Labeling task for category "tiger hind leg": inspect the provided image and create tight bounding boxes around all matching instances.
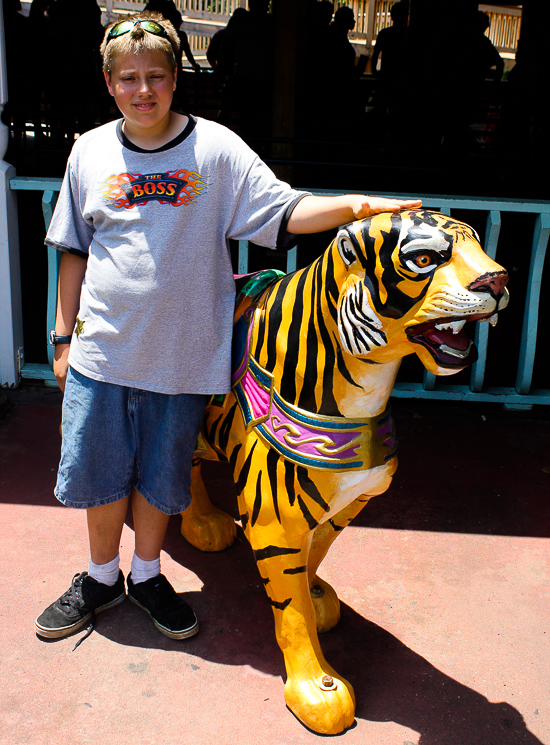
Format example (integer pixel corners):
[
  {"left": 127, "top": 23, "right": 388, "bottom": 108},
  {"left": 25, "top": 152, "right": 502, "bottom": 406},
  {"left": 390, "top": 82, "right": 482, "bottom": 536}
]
[
  {"left": 308, "top": 496, "right": 373, "bottom": 633},
  {"left": 253, "top": 532, "right": 356, "bottom": 735},
  {"left": 236, "top": 449, "right": 355, "bottom": 734},
  {"left": 180, "top": 458, "right": 237, "bottom": 552}
]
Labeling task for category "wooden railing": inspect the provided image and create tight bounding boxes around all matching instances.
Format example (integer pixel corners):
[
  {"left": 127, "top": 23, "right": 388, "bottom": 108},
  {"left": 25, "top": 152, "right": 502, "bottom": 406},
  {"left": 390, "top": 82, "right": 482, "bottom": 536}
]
[
  {"left": 6, "top": 178, "right": 550, "bottom": 409},
  {"left": 98, "top": 1, "right": 521, "bottom": 58},
  {"left": 480, "top": 4, "right": 522, "bottom": 57}
]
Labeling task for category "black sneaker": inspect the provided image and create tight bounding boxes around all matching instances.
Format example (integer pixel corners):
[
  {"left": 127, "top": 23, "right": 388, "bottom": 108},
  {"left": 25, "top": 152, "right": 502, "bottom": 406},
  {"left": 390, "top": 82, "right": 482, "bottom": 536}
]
[
  {"left": 35, "top": 571, "right": 126, "bottom": 639},
  {"left": 127, "top": 573, "right": 199, "bottom": 640}
]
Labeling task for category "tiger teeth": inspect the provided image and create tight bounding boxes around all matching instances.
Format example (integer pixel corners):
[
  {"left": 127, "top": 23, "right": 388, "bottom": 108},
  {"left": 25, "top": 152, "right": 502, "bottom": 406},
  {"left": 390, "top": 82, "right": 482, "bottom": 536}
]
[
  {"left": 489, "top": 313, "right": 498, "bottom": 327},
  {"left": 435, "top": 320, "right": 466, "bottom": 334}
]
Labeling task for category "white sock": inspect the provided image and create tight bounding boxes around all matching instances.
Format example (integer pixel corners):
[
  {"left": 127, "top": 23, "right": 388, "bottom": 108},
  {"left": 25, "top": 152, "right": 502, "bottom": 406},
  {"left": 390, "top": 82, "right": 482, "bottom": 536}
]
[
  {"left": 131, "top": 552, "right": 161, "bottom": 585},
  {"left": 88, "top": 555, "right": 120, "bottom": 586}
]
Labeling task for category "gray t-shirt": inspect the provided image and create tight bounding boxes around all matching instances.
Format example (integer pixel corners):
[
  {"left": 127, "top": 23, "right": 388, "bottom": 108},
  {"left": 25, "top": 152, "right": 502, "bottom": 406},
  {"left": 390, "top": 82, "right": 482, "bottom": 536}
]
[{"left": 46, "top": 116, "right": 307, "bottom": 394}]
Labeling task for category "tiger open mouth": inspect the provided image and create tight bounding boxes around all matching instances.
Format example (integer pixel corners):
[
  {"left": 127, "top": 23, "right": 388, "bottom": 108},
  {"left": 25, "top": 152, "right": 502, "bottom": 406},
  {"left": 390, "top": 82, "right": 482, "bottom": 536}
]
[{"left": 406, "top": 312, "right": 498, "bottom": 368}]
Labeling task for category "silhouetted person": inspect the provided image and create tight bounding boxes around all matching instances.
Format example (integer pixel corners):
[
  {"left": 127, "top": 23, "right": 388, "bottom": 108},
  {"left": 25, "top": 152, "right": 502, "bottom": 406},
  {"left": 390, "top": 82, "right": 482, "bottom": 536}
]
[
  {"left": 371, "top": 0, "right": 409, "bottom": 122},
  {"left": 497, "top": 35, "right": 548, "bottom": 165},
  {"left": 327, "top": 6, "right": 356, "bottom": 83},
  {"left": 206, "top": 28, "right": 224, "bottom": 74},
  {"left": 323, "top": 6, "right": 360, "bottom": 128},
  {"left": 46, "top": 0, "right": 106, "bottom": 143},
  {"left": 207, "top": 7, "right": 247, "bottom": 76},
  {"left": 454, "top": 11, "right": 504, "bottom": 148},
  {"left": 299, "top": 0, "right": 334, "bottom": 135},
  {"left": 467, "top": 11, "right": 504, "bottom": 85},
  {"left": 144, "top": 0, "right": 200, "bottom": 113},
  {"left": 210, "top": 8, "right": 248, "bottom": 125},
  {"left": 307, "top": 0, "right": 333, "bottom": 79},
  {"left": 217, "top": 0, "right": 274, "bottom": 137},
  {"left": 145, "top": 0, "right": 200, "bottom": 72}
]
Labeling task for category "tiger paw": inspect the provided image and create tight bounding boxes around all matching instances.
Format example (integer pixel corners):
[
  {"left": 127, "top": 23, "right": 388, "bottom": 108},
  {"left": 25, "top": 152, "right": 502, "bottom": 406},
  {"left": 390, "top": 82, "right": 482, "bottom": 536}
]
[
  {"left": 180, "top": 506, "right": 236, "bottom": 552},
  {"left": 310, "top": 576, "right": 341, "bottom": 633},
  {"left": 284, "top": 671, "right": 355, "bottom": 734}
]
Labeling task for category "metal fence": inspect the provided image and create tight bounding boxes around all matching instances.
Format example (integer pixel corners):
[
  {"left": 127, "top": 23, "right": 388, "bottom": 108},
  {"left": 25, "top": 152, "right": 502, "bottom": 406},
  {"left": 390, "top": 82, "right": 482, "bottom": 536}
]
[{"left": 6, "top": 178, "right": 550, "bottom": 409}]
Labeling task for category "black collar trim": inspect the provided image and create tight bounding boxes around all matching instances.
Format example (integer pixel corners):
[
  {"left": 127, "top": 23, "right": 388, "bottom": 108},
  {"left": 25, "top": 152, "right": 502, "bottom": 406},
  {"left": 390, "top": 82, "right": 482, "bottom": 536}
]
[{"left": 116, "top": 114, "right": 197, "bottom": 153}]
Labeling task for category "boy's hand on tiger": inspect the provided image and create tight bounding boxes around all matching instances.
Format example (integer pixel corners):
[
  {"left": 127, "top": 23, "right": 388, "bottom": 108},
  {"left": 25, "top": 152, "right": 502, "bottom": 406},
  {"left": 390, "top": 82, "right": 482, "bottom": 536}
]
[
  {"left": 352, "top": 197, "right": 422, "bottom": 219},
  {"left": 53, "top": 344, "right": 71, "bottom": 393}
]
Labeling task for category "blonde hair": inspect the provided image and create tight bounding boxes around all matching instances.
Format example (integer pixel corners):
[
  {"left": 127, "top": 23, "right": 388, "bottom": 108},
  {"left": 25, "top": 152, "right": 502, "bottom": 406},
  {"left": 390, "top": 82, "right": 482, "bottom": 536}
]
[{"left": 101, "top": 12, "right": 180, "bottom": 76}]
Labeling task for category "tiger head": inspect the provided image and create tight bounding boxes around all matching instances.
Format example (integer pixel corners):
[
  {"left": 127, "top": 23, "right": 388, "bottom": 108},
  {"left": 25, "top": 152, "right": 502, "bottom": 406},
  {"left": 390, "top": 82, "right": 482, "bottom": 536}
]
[{"left": 334, "top": 209, "right": 509, "bottom": 376}]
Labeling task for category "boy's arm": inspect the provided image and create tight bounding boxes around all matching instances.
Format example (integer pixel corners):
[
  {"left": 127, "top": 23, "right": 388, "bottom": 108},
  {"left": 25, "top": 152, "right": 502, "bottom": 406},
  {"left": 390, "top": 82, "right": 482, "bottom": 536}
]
[
  {"left": 286, "top": 194, "right": 422, "bottom": 234},
  {"left": 53, "top": 252, "right": 87, "bottom": 393}
]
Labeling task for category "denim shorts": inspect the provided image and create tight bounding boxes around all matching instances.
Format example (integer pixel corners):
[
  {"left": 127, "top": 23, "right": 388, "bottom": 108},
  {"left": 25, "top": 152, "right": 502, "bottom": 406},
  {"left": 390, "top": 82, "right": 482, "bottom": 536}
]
[{"left": 55, "top": 367, "right": 209, "bottom": 515}]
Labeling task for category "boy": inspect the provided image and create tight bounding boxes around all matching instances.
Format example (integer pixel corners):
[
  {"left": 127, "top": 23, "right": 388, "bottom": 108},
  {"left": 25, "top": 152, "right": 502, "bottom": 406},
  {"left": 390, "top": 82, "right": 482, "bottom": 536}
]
[{"left": 35, "top": 12, "right": 420, "bottom": 643}]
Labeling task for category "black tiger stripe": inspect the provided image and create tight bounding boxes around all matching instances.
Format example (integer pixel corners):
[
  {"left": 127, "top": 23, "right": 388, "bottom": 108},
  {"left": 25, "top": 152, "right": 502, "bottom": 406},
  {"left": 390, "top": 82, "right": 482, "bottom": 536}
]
[
  {"left": 206, "top": 411, "right": 224, "bottom": 443},
  {"left": 264, "top": 273, "right": 295, "bottom": 371},
  {"left": 338, "top": 295, "right": 354, "bottom": 352},
  {"left": 329, "top": 519, "right": 345, "bottom": 532},
  {"left": 240, "top": 511, "right": 249, "bottom": 530},
  {"left": 266, "top": 449, "right": 281, "bottom": 523},
  {"left": 284, "top": 460, "right": 296, "bottom": 507},
  {"left": 251, "top": 471, "right": 263, "bottom": 527},
  {"left": 353, "top": 321, "right": 384, "bottom": 350},
  {"left": 280, "top": 268, "right": 309, "bottom": 402},
  {"left": 297, "top": 494, "right": 319, "bottom": 530},
  {"left": 270, "top": 598, "right": 291, "bottom": 611},
  {"left": 298, "top": 266, "right": 321, "bottom": 411},
  {"left": 234, "top": 440, "right": 258, "bottom": 495},
  {"left": 255, "top": 302, "right": 268, "bottom": 356},
  {"left": 283, "top": 565, "right": 307, "bottom": 575},
  {"left": 336, "top": 345, "right": 361, "bottom": 388},
  {"left": 254, "top": 545, "right": 301, "bottom": 561},
  {"left": 228, "top": 442, "right": 242, "bottom": 474},
  {"left": 260, "top": 575, "right": 270, "bottom": 586},
  {"left": 297, "top": 466, "right": 330, "bottom": 512},
  {"left": 324, "top": 250, "right": 340, "bottom": 311},
  {"left": 316, "top": 259, "right": 340, "bottom": 416},
  {"left": 218, "top": 401, "right": 238, "bottom": 452}
]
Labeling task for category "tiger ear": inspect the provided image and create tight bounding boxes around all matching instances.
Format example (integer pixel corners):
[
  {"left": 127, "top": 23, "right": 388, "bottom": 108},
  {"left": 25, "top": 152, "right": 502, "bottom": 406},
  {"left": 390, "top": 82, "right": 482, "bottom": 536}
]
[{"left": 337, "top": 229, "right": 357, "bottom": 266}]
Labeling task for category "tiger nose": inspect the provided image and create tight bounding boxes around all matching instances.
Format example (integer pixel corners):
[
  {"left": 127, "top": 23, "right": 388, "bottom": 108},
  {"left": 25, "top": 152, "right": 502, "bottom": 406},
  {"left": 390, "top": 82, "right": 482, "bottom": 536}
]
[{"left": 469, "top": 271, "right": 509, "bottom": 297}]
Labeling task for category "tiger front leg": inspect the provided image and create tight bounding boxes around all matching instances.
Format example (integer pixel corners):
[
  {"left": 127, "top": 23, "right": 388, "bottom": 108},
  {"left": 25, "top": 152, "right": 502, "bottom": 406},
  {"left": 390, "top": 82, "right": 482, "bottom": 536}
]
[
  {"left": 180, "top": 458, "right": 237, "bottom": 552},
  {"left": 308, "top": 495, "right": 374, "bottom": 633},
  {"left": 253, "top": 538, "right": 355, "bottom": 734}
]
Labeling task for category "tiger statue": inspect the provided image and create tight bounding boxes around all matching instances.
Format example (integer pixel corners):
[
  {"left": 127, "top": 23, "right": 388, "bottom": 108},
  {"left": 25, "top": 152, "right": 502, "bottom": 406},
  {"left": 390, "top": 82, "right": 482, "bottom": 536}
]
[{"left": 180, "top": 209, "right": 509, "bottom": 734}]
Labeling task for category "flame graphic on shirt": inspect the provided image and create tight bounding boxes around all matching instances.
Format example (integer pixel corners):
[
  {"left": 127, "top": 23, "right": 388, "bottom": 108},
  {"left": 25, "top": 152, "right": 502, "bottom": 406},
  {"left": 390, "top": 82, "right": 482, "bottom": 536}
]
[{"left": 101, "top": 169, "right": 207, "bottom": 208}]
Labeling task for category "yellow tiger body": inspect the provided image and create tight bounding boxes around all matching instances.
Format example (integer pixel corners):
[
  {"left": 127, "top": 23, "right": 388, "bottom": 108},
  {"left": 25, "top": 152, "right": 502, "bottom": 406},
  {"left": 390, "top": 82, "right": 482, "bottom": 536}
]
[{"left": 180, "top": 210, "right": 509, "bottom": 734}]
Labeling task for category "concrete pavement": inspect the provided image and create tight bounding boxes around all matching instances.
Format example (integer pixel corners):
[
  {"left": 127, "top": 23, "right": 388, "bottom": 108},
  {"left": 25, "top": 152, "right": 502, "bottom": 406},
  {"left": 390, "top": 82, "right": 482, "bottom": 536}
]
[{"left": 0, "top": 387, "right": 548, "bottom": 745}]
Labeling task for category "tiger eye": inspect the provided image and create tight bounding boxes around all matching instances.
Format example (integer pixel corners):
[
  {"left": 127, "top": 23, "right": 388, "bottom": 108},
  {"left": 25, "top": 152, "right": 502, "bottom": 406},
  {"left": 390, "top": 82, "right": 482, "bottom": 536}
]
[{"left": 415, "top": 254, "right": 431, "bottom": 267}]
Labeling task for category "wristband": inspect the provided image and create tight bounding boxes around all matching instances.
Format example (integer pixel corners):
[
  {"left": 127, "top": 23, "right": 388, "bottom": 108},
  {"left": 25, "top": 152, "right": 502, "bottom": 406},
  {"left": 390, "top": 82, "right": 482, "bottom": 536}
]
[{"left": 49, "top": 331, "right": 72, "bottom": 346}]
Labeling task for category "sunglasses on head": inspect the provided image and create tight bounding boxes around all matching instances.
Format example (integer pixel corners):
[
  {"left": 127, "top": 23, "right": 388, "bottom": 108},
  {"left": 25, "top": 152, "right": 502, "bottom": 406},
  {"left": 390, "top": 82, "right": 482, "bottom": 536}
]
[{"left": 106, "top": 19, "right": 169, "bottom": 43}]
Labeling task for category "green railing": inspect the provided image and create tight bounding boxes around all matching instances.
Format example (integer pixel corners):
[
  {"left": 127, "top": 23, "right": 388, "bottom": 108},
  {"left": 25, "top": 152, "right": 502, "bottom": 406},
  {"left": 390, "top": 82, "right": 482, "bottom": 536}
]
[{"left": 9, "top": 177, "right": 550, "bottom": 408}]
